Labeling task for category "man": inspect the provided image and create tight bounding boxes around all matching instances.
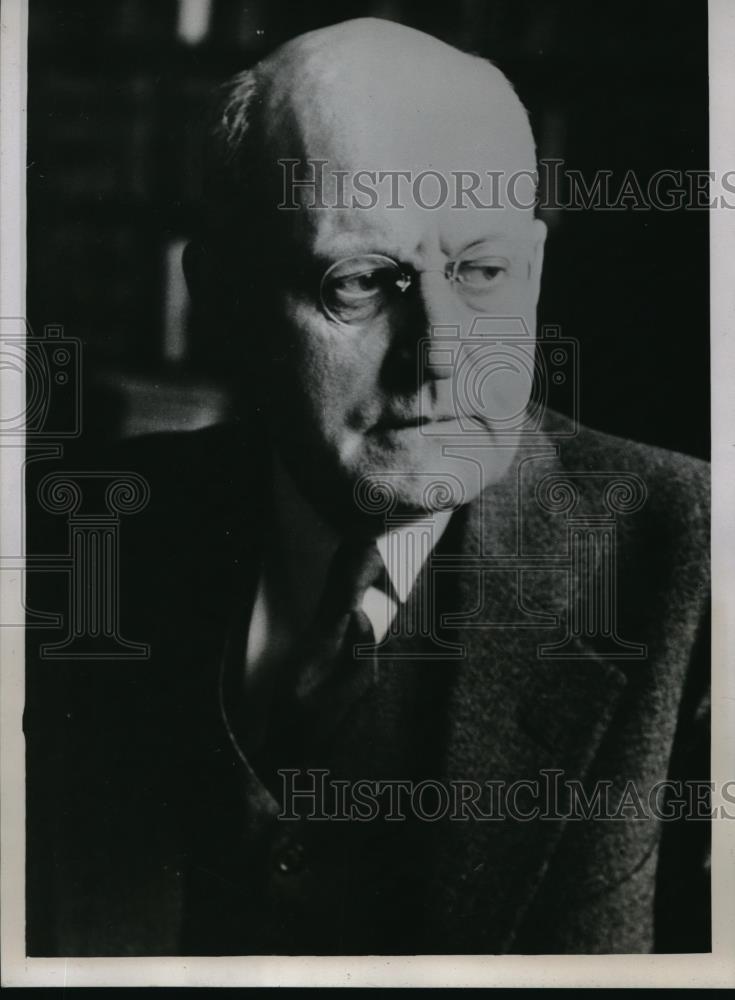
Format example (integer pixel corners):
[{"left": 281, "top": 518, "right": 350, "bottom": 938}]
[{"left": 26, "top": 18, "right": 709, "bottom": 956}]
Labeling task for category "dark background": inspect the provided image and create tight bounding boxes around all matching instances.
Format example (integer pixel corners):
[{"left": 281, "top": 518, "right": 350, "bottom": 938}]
[{"left": 27, "top": 0, "right": 709, "bottom": 458}]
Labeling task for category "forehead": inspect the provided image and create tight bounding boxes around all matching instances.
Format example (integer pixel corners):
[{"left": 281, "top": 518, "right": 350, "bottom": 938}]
[
  {"left": 285, "top": 182, "right": 537, "bottom": 265},
  {"left": 272, "top": 115, "right": 537, "bottom": 263}
]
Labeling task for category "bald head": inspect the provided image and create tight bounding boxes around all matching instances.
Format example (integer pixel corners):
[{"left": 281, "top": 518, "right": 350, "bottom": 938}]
[
  {"left": 205, "top": 18, "right": 537, "bottom": 232},
  {"left": 258, "top": 19, "right": 535, "bottom": 172}
]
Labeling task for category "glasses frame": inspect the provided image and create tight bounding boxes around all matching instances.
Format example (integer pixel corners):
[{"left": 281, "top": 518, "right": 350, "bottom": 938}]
[{"left": 319, "top": 252, "right": 505, "bottom": 327}]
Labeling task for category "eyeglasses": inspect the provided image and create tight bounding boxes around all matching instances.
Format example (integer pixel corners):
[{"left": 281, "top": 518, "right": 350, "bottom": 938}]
[{"left": 319, "top": 251, "right": 509, "bottom": 326}]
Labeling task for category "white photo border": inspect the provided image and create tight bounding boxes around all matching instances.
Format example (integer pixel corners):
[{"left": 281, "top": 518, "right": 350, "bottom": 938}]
[{"left": 1, "top": 0, "right": 734, "bottom": 986}]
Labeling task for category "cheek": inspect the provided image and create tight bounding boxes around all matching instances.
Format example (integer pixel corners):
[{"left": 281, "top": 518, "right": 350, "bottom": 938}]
[
  {"left": 489, "top": 275, "right": 538, "bottom": 327},
  {"left": 275, "top": 299, "right": 383, "bottom": 424},
  {"left": 456, "top": 277, "right": 538, "bottom": 423}
]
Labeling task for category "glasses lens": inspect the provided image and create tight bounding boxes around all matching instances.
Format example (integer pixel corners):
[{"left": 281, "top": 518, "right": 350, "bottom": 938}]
[{"left": 321, "top": 255, "right": 403, "bottom": 325}]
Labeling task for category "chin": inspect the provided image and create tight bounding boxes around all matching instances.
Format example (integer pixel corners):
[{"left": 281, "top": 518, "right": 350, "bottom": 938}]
[
  {"left": 347, "top": 442, "right": 512, "bottom": 523},
  {"left": 282, "top": 431, "right": 518, "bottom": 531}
]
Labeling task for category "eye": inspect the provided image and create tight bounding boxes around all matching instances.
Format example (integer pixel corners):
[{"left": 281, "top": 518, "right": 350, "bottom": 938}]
[
  {"left": 454, "top": 257, "right": 508, "bottom": 291},
  {"left": 320, "top": 254, "right": 410, "bottom": 325},
  {"left": 320, "top": 254, "right": 405, "bottom": 324},
  {"left": 330, "top": 268, "right": 386, "bottom": 302}
]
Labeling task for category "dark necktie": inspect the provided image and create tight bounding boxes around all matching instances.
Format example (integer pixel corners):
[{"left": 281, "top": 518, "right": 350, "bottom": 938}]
[{"left": 254, "top": 539, "right": 392, "bottom": 771}]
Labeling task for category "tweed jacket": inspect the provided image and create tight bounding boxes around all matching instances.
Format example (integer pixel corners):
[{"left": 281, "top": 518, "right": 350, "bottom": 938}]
[{"left": 25, "top": 409, "right": 710, "bottom": 956}]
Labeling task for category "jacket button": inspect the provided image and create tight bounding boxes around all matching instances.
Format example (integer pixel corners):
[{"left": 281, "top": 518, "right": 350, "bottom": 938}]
[{"left": 273, "top": 839, "right": 305, "bottom": 876}]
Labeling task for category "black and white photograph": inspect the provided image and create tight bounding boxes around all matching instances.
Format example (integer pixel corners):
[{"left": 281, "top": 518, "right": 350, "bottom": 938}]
[{"left": 2, "top": 0, "right": 734, "bottom": 988}]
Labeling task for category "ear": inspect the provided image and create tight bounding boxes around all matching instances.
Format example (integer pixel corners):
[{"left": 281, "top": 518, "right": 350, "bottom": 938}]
[{"left": 529, "top": 217, "right": 547, "bottom": 308}]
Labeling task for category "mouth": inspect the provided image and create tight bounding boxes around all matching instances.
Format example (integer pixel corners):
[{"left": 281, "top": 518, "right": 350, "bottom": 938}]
[
  {"left": 373, "top": 413, "right": 458, "bottom": 431},
  {"left": 372, "top": 407, "right": 501, "bottom": 431}
]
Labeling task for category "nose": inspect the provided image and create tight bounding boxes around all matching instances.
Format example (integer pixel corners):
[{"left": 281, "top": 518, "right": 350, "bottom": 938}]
[
  {"left": 392, "top": 270, "right": 459, "bottom": 380},
  {"left": 417, "top": 270, "right": 459, "bottom": 327}
]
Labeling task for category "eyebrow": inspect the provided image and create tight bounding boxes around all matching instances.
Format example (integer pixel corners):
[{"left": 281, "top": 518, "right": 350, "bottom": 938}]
[
  {"left": 458, "top": 235, "right": 512, "bottom": 253},
  {"left": 311, "top": 234, "right": 518, "bottom": 269}
]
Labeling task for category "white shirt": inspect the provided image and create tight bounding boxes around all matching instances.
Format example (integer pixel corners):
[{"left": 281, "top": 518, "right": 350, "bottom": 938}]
[{"left": 244, "top": 456, "right": 451, "bottom": 684}]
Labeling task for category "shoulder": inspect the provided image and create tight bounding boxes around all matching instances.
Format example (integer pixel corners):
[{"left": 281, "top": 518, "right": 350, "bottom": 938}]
[
  {"left": 74, "top": 422, "right": 269, "bottom": 586},
  {"left": 105, "top": 420, "right": 258, "bottom": 485},
  {"left": 537, "top": 411, "right": 710, "bottom": 609},
  {"left": 88, "top": 420, "right": 266, "bottom": 519},
  {"left": 543, "top": 409, "right": 709, "bottom": 529}
]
